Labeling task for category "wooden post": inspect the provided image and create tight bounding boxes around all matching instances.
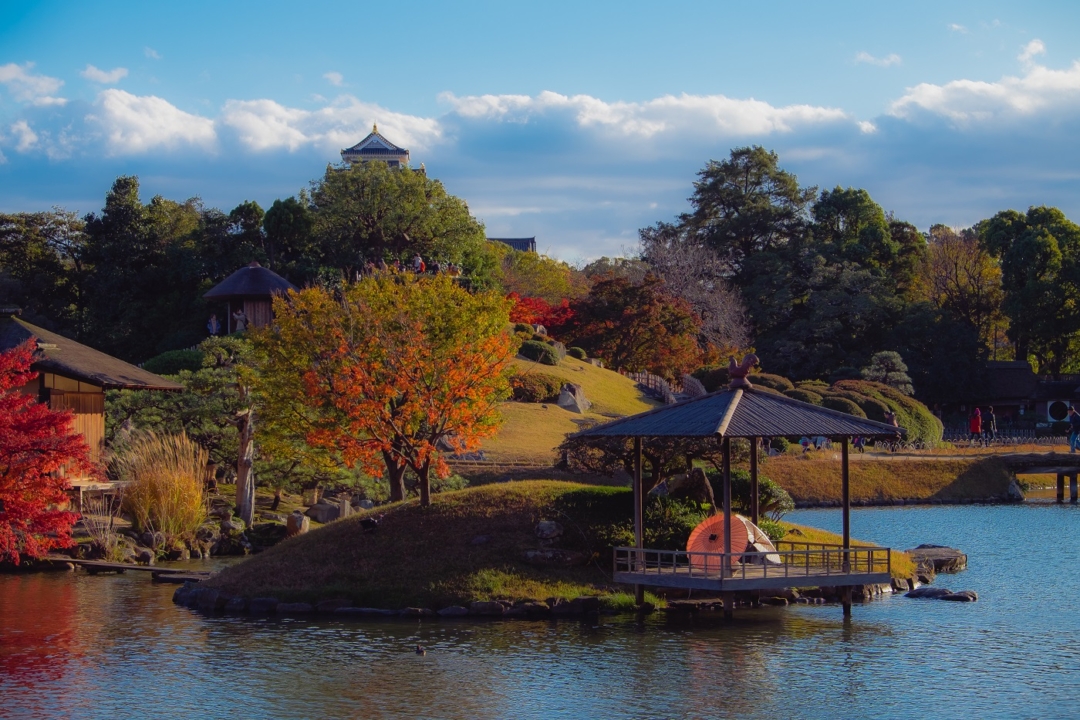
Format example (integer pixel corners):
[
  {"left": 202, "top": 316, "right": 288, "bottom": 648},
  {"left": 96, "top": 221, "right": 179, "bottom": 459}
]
[
  {"left": 633, "top": 437, "right": 644, "bottom": 606},
  {"left": 842, "top": 437, "right": 850, "bottom": 574},
  {"left": 1071, "top": 473, "right": 1078, "bottom": 504},
  {"left": 722, "top": 591, "right": 735, "bottom": 620},
  {"left": 722, "top": 436, "right": 732, "bottom": 577},
  {"left": 842, "top": 586, "right": 852, "bottom": 617},
  {"left": 1058, "top": 473, "right": 1065, "bottom": 503},
  {"left": 750, "top": 436, "right": 759, "bottom": 527}
]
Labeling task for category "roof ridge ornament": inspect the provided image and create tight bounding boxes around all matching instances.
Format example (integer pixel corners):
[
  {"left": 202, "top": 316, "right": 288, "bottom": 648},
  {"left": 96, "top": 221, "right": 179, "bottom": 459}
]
[
  {"left": 373, "top": 122, "right": 378, "bottom": 134},
  {"left": 728, "top": 353, "right": 759, "bottom": 389}
]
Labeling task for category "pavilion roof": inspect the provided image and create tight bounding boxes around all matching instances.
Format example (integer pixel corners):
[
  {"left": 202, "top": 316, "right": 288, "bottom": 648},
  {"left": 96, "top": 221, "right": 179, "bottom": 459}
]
[
  {"left": 204, "top": 261, "right": 298, "bottom": 300},
  {"left": 570, "top": 386, "right": 904, "bottom": 440},
  {"left": 0, "top": 318, "right": 184, "bottom": 391},
  {"left": 341, "top": 125, "right": 409, "bottom": 157}
]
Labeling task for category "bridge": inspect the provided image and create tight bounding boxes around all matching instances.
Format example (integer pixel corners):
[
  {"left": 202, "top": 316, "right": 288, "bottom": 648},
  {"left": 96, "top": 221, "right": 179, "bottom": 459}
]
[{"left": 997, "top": 452, "right": 1080, "bottom": 503}]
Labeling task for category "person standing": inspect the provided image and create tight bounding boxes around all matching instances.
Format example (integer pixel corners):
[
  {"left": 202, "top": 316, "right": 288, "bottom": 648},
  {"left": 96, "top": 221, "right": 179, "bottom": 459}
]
[
  {"left": 207, "top": 313, "right": 220, "bottom": 336},
  {"left": 969, "top": 408, "right": 982, "bottom": 446},
  {"left": 984, "top": 406, "right": 998, "bottom": 446},
  {"left": 1069, "top": 406, "right": 1080, "bottom": 453}
]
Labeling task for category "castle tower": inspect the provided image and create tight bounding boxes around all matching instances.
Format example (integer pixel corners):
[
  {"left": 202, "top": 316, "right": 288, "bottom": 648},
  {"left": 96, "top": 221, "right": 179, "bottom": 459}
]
[{"left": 340, "top": 123, "right": 410, "bottom": 168}]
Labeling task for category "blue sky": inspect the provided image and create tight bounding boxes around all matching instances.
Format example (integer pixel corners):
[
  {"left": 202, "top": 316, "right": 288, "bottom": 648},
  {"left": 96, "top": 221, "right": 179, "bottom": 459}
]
[{"left": 3, "top": 1, "right": 1080, "bottom": 260}]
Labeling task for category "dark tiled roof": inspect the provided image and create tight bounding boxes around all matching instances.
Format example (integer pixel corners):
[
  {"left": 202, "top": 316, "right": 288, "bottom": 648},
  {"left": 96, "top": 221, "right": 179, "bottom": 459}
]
[
  {"left": 985, "top": 361, "right": 1038, "bottom": 402},
  {"left": 342, "top": 129, "right": 409, "bottom": 155},
  {"left": 571, "top": 387, "right": 904, "bottom": 439},
  {"left": 0, "top": 318, "right": 184, "bottom": 391},
  {"left": 204, "top": 262, "right": 298, "bottom": 300},
  {"left": 489, "top": 237, "right": 537, "bottom": 253}
]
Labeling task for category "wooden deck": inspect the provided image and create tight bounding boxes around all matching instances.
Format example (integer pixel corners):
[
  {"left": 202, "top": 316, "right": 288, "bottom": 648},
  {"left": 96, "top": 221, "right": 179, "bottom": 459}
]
[
  {"left": 614, "top": 542, "right": 891, "bottom": 593},
  {"left": 46, "top": 557, "right": 213, "bottom": 581}
]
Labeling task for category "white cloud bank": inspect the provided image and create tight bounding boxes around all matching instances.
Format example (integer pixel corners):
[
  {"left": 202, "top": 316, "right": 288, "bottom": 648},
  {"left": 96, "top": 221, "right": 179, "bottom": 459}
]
[
  {"left": 88, "top": 89, "right": 216, "bottom": 154},
  {"left": 80, "top": 64, "right": 128, "bottom": 84},
  {"left": 0, "top": 62, "right": 66, "bottom": 105},
  {"left": 439, "top": 90, "right": 850, "bottom": 137},
  {"left": 891, "top": 45, "right": 1080, "bottom": 124}
]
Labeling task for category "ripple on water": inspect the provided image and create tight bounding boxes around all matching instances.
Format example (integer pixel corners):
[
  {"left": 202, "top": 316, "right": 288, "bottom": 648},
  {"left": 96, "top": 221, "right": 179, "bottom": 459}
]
[{"left": 2, "top": 505, "right": 1079, "bottom": 718}]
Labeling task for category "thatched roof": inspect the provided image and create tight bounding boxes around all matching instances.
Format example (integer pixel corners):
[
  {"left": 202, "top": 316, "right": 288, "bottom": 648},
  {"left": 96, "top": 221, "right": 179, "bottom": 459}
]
[
  {"left": 571, "top": 387, "right": 904, "bottom": 440},
  {"left": 0, "top": 318, "right": 184, "bottom": 391},
  {"left": 204, "top": 261, "right": 297, "bottom": 300}
]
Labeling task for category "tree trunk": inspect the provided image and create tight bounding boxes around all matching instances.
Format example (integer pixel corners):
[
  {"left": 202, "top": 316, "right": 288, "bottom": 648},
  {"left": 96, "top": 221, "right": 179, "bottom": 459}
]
[
  {"left": 382, "top": 449, "right": 406, "bottom": 502},
  {"left": 270, "top": 487, "right": 282, "bottom": 512},
  {"left": 418, "top": 461, "right": 432, "bottom": 507},
  {"left": 236, "top": 398, "right": 256, "bottom": 527}
]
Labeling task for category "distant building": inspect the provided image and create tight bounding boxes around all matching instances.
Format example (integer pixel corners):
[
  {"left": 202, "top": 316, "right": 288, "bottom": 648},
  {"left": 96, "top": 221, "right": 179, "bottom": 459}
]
[
  {"left": 204, "top": 261, "right": 298, "bottom": 333},
  {"left": 340, "top": 124, "right": 410, "bottom": 168},
  {"left": 489, "top": 237, "right": 537, "bottom": 253}
]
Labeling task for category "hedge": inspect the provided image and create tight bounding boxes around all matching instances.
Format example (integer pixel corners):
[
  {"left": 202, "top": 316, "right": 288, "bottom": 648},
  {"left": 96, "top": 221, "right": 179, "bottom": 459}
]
[
  {"left": 142, "top": 349, "right": 204, "bottom": 376},
  {"left": 509, "top": 372, "right": 564, "bottom": 403},
  {"left": 519, "top": 340, "right": 561, "bottom": 366}
]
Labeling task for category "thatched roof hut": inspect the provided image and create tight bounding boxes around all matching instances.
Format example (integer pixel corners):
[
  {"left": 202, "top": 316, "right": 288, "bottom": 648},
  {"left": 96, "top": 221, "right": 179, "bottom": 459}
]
[{"left": 204, "top": 261, "right": 297, "bottom": 333}]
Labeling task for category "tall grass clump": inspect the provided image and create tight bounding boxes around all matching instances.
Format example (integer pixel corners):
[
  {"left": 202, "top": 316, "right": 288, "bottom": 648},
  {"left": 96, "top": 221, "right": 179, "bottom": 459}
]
[{"left": 115, "top": 431, "right": 208, "bottom": 545}]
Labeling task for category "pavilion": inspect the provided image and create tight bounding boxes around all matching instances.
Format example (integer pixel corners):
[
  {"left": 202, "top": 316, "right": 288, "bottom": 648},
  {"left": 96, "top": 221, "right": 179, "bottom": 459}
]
[
  {"left": 340, "top": 124, "right": 410, "bottom": 168},
  {"left": 571, "top": 359, "right": 905, "bottom": 616},
  {"left": 204, "top": 261, "right": 298, "bottom": 334}
]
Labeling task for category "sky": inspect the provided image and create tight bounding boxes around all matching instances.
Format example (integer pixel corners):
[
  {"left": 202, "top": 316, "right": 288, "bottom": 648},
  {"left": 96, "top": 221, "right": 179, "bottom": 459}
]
[{"left": 3, "top": 1, "right": 1080, "bottom": 261}]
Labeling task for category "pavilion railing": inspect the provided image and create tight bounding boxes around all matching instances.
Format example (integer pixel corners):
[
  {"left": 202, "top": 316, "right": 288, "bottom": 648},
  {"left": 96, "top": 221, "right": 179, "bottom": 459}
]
[{"left": 614, "top": 542, "right": 890, "bottom": 582}]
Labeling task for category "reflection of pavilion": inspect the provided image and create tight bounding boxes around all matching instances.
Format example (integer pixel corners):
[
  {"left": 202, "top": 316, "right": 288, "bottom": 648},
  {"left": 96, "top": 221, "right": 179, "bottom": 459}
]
[{"left": 572, "top": 362, "right": 903, "bottom": 617}]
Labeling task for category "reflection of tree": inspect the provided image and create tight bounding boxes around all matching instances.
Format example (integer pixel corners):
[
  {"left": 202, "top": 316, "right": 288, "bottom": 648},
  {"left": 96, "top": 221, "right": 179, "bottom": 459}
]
[{"left": 0, "top": 575, "right": 80, "bottom": 684}]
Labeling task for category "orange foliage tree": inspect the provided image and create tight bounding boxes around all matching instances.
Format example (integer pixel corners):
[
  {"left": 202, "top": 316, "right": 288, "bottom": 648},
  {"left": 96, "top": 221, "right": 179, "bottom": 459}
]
[
  {"left": 250, "top": 272, "right": 514, "bottom": 506},
  {"left": 0, "top": 341, "right": 95, "bottom": 564}
]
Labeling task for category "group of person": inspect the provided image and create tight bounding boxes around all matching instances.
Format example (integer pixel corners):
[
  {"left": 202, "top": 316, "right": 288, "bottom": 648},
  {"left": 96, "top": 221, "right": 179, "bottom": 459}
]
[
  {"left": 360, "top": 254, "right": 463, "bottom": 277},
  {"left": 968, "top": 406, "right": 998, "bottom": 446},
  {"left": 206, "top": 309, "right": 247, "bottom": 336}
]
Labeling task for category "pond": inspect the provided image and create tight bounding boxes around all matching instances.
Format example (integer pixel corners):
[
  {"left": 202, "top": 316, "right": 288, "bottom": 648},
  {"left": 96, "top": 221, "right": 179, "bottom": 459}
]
[{"left": 3, "top": 502, "right": 1079, "bottom": 719}]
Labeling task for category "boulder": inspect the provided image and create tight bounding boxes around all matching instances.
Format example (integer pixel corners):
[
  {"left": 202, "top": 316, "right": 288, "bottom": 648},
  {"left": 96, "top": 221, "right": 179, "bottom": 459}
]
[
  {"left": 172, "top": 582, "right": 198, "bottom": 606},
  {"left": 286, "top": 511, "right": 310, "bottom": 537},
  {"left": 549, "top": 597, "right": 598, "bottom": 616},
  {"left": 248, "top": 597, "right": 280, "bottom": 615},
  {"left": 534, "top": 520, "right": 563, "bottom": 540},
  {"left": 315, "top": 599, "right": 351, "bottom": 613},
  {"left": 518, "top": 601, "right": 551, "bottom": 618},
  {"left": 135, "top": 548, "right": 155, "bottom": 565},
  {"left": 1008, "top": 480, "right": 1025, "bottom": 502},
  {"left": 905, "top": 586, "right": 953, "bottom": 599},
  {"left": 905, "top": 545, "right": 967, "bottom": 573},
  {"left": 941, "top": 590, "right": 978, "bottom": 602},
  {"left": 259, "top": 511, "right": 286, "bottom": 522},
  {"left": 358, "top": 499, "right": 375, "bottom": 510},
  {"left": 305, "top": 501, "right": 340, "bottom": 524},
  {"left": 557, "top": 383, "right": 591, "bottom": 414},
  {"left": 224, "top": 596, "right": 248, "bottom": 613},
  {"left": 399, "top": 607, "right": 437, "bottom": 618},
  {"left": 276, "top": 602, "right": 314, "bottom": 615},
  {"left": 334, "top": 607, "right": 397, "bottom": 617},
  {"left": 469, "top": 601, "right": 505, "bottom": 616},
  {"left": 437, "top": 605, "right": 470, "bottom": 617},
  {"left": 197, "top": 588, "right": 226, "bottom": 611},
  {"left": 220, "top": 517, "right": 246, "bottom": 534}
]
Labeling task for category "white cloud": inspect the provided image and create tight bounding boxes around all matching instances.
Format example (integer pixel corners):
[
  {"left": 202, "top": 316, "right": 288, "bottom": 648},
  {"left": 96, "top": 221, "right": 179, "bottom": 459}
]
[
  {"left": 439, "top": 90, "right": 849, "bottom": 138},
  {"left": 948, "top": 23, "right": 968, "bottom": 33},
  {"left": 10, "top": 120, "right": 38, "bottom": 152},
  {"left": 145, "top": 47, "right": 161, "bottom": 60},
  {"left": 1019, "top": 39, "right": 1046, "bottom": 63},
  {"left": 857, "top": 120, "right": 877, "bottom": 134},
  {"left": 855, "top": 52, "right": 902, "bottom": 67},
  {"left": 890, "top": 50, "right": 1080, "bottom": 124},
  {"left": 0, "top": 62, "right": 66, "bottom": 106},
  {"left": 80, "top": 64, "right": 128, "bottom": 84},
  {"left": 88, "top": 89, "right": 216, "bottom": 154},
  {"left": 220, "top": 96, "right": 442, "bottom": 153},
  {"left": 323, "top": 72, "right": 344, "bottom": 87}
]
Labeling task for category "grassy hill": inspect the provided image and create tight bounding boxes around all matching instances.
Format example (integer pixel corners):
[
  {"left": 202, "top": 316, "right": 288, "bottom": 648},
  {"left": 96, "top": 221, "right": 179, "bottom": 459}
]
[
  {"left": 203, "top": 481, "right": 911, "bottom": 609},
  {"left": 479, "top": 356, "right": 659, "bottom": 464}
]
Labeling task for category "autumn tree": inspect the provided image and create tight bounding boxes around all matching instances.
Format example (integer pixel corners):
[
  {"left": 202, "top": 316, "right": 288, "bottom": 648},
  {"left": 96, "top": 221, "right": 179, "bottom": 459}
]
[
  {"left": 495, "top": 246, "right": 589, "bottom": 304},
  {"left": 0, "top": 342, "right": 95, "bottom": 564},
  {"left": 562, "top": 273, "right": 701, "bottom": 379},
  {"left": 251, "top": 272, "right": 514, "bottom": 506}
]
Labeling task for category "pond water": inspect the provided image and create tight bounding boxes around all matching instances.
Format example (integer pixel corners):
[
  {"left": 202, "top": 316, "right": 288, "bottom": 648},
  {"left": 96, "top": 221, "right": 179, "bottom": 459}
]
[{"left": 3, "top": 502, "right": 1080, "bottom": 719}]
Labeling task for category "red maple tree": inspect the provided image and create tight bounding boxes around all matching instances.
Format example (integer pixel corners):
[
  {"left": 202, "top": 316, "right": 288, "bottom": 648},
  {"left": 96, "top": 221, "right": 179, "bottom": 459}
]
[
  {"left": 0, "top": 341, "right": 95, "bottom": 564},
  {"left": 507, "top": 293, "right": 576, "bottom": 333}
]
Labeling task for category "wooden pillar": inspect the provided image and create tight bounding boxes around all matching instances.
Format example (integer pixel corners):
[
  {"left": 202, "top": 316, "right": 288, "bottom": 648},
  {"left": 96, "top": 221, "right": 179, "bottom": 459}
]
[
  {"left": 1071, "top": 473, "right": 1078, "bottom": 504},
  {"left": 842, "top": 437, "right": 850, "bottom": 574},
  {"left": 633, "top": 437, "right": 644, "bottom": 605},
  {"left": 842, "top": 586, "right": 852, "bottom": 617},
  {"left": 722, "top": 591, "right": 735, "bottom": 620},
  {"left": 750, "top": 436, "right": 759, "bottom": 527},
  {"left": 722, "top": 436, "right": 732, "bottom": 577},
  {"left": 1057, "top": 473, "right": 1065, "bottom": 503}
]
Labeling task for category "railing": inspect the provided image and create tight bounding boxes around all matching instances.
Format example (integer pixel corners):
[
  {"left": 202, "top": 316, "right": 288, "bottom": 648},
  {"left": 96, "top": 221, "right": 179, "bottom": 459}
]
[
  {"left": 681, "top": 374, "right": 707, "bottom": 399},
  {"left": 623, "top": 370, "right": 681, "bottom": 404},
  {"left": 613, "top": 542, "right": 890, "bottom": 583}
]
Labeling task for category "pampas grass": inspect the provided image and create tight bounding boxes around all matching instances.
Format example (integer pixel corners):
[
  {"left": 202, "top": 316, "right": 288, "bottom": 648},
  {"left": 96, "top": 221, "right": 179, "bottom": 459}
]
[{"left": 115, "top": 431, "right": 208, "bottom": 544}]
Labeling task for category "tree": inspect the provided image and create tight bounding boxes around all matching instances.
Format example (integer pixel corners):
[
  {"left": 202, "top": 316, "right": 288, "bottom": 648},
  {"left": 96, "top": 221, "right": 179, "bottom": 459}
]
[
  {"left": 251, "top": 272, "right": 514, "bottom": 506},
  {"left": 978, "top": 207, "right": 1080, "bottom": 374},
  {"left": 497, "top": 248, "right": 588, "bottom": 304},
  {"left": 263, "top": 196, "right": 316, "bottom": 280},
  {"left": 0, "top": 342, "right": 95, "bottom": 563},
  {"left": 562, "top": 273, "right": 702, "bottom": 379},
  {"left": 861, "top": 351, "right": 914, "bottom": 396}
]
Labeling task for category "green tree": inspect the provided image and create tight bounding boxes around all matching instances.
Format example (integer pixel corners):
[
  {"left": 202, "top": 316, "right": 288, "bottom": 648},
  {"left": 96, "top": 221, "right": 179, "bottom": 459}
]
[
  {"left": 861, "top": 351, "right": 914, "bottom": 396},
  {"left": 978, "top": 206, "right": 1080, "bottom": 374}
]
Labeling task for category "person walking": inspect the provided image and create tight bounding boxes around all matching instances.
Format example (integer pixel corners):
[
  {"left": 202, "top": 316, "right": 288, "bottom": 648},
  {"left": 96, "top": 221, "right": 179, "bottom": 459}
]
[
  {"left": 969, "top": 408, "right": 982, "bottom": 446},
  {"left": 984, "top": 406, "right": 998, "bottom": 446},
  {"left": 1069, "top": 406, "right": 1080, "bottom": 453}
]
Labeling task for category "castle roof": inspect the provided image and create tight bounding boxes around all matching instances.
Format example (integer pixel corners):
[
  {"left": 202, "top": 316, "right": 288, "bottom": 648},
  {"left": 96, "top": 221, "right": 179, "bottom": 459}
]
[{"left": 341, "top": 124, "right": 410, "bottom": 160}]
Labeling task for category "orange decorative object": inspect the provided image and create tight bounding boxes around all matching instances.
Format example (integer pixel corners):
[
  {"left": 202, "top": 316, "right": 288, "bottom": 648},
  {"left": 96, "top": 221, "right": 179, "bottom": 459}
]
[{"left": 686, "top": 514, "right": 750, "bottom": 573}]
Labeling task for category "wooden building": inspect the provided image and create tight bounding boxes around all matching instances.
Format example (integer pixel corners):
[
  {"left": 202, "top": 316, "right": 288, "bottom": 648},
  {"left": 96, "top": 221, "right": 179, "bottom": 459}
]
[
  {"left": 203, "top": 261, "right": 298, "bottom": 334},
  {"left": 0, "top": 316, "right": 184, "bottom": 463}
]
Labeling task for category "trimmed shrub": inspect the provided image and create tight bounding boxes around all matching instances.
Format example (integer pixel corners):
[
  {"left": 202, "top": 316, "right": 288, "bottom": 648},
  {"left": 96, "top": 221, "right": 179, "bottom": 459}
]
[
  {"left": 757, "top": 518, "right": 787, "bottom": 544},
  {"left": 509, "top": 372, "right": 564, "bottom": 403},
  {"left": 821, "top": 396, "right": 866, "bottom": 418},
  {"left": 797, "top": 379, "right": 828, "bottom": 390},
  {"left": 567, "top": 347, "right": 587, "bottom": 360},
  {"left": 748, "top": 373, "right": 794, "bottom": 392},
  {"left": 692, "top": 365, "right": 729, "bottom": 392},
  {"left": 142, "top": 349, "right": 204, "bottom": 376},
  {"left": 513, "top": 323, "right": 533, "bottom": 334},
  {"left": 784, "top": 388, "right": 823, "bottom": 405},
  {"left": 833, "top": 379, "right": 943, "bottom": 444},
  {"left": 770, "top": 437, "right": 790, "bottom": 453},
  {"left": 519, "top": 340, "right": 561, "bottom": 366}
]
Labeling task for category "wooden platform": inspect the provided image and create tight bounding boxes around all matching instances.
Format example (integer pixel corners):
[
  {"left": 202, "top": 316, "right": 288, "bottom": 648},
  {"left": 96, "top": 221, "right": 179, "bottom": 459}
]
[
  {"left": 46, "top": 557, "right": 213, "bottom": 581},
  {"left": 615, "top": 564, "right": 890, "bottom": 592}
]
